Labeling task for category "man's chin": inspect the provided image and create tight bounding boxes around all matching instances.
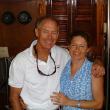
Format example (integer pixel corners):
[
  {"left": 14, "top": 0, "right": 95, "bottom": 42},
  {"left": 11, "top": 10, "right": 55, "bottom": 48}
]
[
  {"left": 46, "top": 44, "right": 54, "bottom": 49},
  {"left": 43, "top": 46, "right": 53, "bottom": 50}
]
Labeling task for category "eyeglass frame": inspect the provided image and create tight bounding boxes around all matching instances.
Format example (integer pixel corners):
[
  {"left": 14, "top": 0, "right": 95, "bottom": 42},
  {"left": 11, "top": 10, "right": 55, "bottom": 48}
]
[{"left": 38, "top": 27, "right": 59, "bottom": 37}]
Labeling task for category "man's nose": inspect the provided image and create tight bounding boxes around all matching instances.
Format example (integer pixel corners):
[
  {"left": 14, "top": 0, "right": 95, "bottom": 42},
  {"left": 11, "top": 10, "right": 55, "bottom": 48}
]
[
  {"left": 74, "top": 46, "right": 80, "bottom": 50},
  {"left": 48, "top": 32, "right": 53, "bottom": 38}
]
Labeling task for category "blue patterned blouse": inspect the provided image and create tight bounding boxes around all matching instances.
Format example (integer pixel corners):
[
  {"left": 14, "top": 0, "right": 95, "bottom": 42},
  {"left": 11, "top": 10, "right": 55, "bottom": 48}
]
[{"left": 60, "top": 58, "right": 94, "bottom": 110}]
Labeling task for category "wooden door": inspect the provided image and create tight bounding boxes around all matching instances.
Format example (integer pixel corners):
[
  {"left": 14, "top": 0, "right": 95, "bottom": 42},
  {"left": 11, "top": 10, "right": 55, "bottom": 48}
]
[
  {"left": 46, "top": 0, "right": 105, "bottom": 59},
  {"left": 46, "top": 0, "right": 71, "bottom": 47}
]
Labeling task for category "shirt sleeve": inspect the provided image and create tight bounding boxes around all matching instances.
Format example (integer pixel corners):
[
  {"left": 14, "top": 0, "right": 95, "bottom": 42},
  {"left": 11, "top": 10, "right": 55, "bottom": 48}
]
[{"left": 8, "top": 58, "right": 25, "bottom": 88}]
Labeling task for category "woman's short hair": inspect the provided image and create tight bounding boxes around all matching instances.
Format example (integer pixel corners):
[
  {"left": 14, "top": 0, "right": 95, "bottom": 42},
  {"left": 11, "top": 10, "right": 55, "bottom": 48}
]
[{"left": 68, "top": 31, "right": 92, "bottom": 47}]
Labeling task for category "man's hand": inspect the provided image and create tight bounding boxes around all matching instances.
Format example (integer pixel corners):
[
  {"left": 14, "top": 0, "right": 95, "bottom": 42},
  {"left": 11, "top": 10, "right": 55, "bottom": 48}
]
[{"left": 92, "top": 59, "right": 105, "bottom": 77}]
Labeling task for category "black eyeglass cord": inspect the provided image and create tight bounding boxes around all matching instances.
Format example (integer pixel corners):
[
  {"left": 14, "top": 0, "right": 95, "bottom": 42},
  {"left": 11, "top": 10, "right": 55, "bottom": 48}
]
[{"left": 34, "top": 45, "right": 56, "bottom": 76}]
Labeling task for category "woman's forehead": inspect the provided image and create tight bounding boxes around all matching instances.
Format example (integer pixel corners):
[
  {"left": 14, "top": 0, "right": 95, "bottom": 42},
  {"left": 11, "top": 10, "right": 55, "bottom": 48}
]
[{"left": 71, "top": 36, "right": 87, "bottom": 42}]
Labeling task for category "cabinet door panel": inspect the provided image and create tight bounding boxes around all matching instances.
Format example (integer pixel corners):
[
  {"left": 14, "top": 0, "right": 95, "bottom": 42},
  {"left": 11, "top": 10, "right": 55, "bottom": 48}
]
[
  {"left": 72, "top": 0, "right": 96, "bottom": 44},
  {"left": 46, "top": 0, "right": 104, "bottom": 58},
  {"left": 46, "top": 0, "right": 70, "bottom": 46}
]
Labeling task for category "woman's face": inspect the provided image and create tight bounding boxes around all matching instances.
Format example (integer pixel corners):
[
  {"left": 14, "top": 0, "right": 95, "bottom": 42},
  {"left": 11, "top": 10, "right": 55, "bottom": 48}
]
[{"left": 69, "top": 36, "right": 89, "bottom": 61}]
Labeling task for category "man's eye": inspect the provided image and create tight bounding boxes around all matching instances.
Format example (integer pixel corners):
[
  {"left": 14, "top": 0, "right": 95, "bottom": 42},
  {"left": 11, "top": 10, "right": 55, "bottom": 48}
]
[
  {"left": 71, "top": 45, "right": 76, "bottom": 47},
  {"left": 43, "top": 30, "right": 48, "bottom": 33}
]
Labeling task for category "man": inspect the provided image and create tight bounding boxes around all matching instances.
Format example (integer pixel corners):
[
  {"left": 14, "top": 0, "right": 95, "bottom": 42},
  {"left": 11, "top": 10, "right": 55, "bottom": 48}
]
[{"left": 8, "top": 16, "right": 104, "bottom": 110}]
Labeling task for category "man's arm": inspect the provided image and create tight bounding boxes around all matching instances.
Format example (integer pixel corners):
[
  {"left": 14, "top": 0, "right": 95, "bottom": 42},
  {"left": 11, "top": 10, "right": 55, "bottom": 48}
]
[
  {"left": 9, "top": 86, "right": 23, "bottom": 110},
  {"left": 87, "top": 47, "right": 105, "bottom": 77}
]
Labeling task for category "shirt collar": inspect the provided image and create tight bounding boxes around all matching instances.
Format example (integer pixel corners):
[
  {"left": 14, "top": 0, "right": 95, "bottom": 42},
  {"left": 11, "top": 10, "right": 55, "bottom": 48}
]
[
  {"left": 29, "top": 40, "right": 37, "bottom": 57},
  {"left": 29, "top": 40, "right": 57, "bottom": 60}
]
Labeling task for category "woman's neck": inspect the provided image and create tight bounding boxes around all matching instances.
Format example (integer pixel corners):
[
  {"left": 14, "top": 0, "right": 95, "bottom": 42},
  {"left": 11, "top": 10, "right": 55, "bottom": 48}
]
[
  {"left": 71, "top": 58, "right": 86, "bottom": 66},
  {"left": 70, "top": 58, "right": 86, "bottom": 77}
]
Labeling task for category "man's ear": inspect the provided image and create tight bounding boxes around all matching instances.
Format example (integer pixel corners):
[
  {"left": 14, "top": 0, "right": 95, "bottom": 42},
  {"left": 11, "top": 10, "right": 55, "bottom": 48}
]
[{"left": 35, "top": 28, "right": 39, "bottom": 38}]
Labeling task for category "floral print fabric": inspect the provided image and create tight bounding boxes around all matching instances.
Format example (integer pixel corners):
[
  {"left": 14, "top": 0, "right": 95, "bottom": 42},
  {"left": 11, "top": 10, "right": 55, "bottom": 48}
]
[{"left": 60, "top": 59, "right": 94, "bottom": 110}]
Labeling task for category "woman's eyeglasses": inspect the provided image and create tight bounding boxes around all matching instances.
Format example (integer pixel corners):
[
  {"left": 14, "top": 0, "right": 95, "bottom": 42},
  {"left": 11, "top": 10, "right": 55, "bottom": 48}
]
[{"left": 34, "top": 46, "right": 56, "bottom": 76}]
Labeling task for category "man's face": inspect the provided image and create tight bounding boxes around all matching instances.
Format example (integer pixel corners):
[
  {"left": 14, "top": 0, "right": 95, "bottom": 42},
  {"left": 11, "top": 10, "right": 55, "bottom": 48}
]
[{"left": 35, "top": 19, "right": 59, "bottom": 50}]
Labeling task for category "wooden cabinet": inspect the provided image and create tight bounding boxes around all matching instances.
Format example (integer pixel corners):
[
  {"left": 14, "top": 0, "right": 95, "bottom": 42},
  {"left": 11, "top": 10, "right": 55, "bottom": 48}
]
[{"left": 46, "top": 0, "right": 105, "bottom": 59}]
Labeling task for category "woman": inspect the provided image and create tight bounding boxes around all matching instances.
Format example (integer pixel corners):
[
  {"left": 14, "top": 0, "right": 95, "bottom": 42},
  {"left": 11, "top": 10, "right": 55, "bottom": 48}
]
[{"left": 51, "top": 31, "right": 104, "bottom": 110}]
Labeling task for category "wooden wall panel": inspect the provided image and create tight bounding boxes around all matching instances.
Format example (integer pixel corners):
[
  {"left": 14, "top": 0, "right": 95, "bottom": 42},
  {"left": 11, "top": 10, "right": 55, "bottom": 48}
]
[
  {"left": 96, "top": 0, "right": 105, "bottom": 59},
  {"left": 0, "top": 0, "right": 105, "bottom": 59},
  {"left": 0, "top": 0, "right": 40, "bottom": 56}
]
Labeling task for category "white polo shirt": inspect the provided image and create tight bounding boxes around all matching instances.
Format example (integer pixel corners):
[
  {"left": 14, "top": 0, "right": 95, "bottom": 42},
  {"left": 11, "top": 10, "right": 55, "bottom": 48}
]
[{"left": 8, "top": 40, "right": 70, "bottom": 110}]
